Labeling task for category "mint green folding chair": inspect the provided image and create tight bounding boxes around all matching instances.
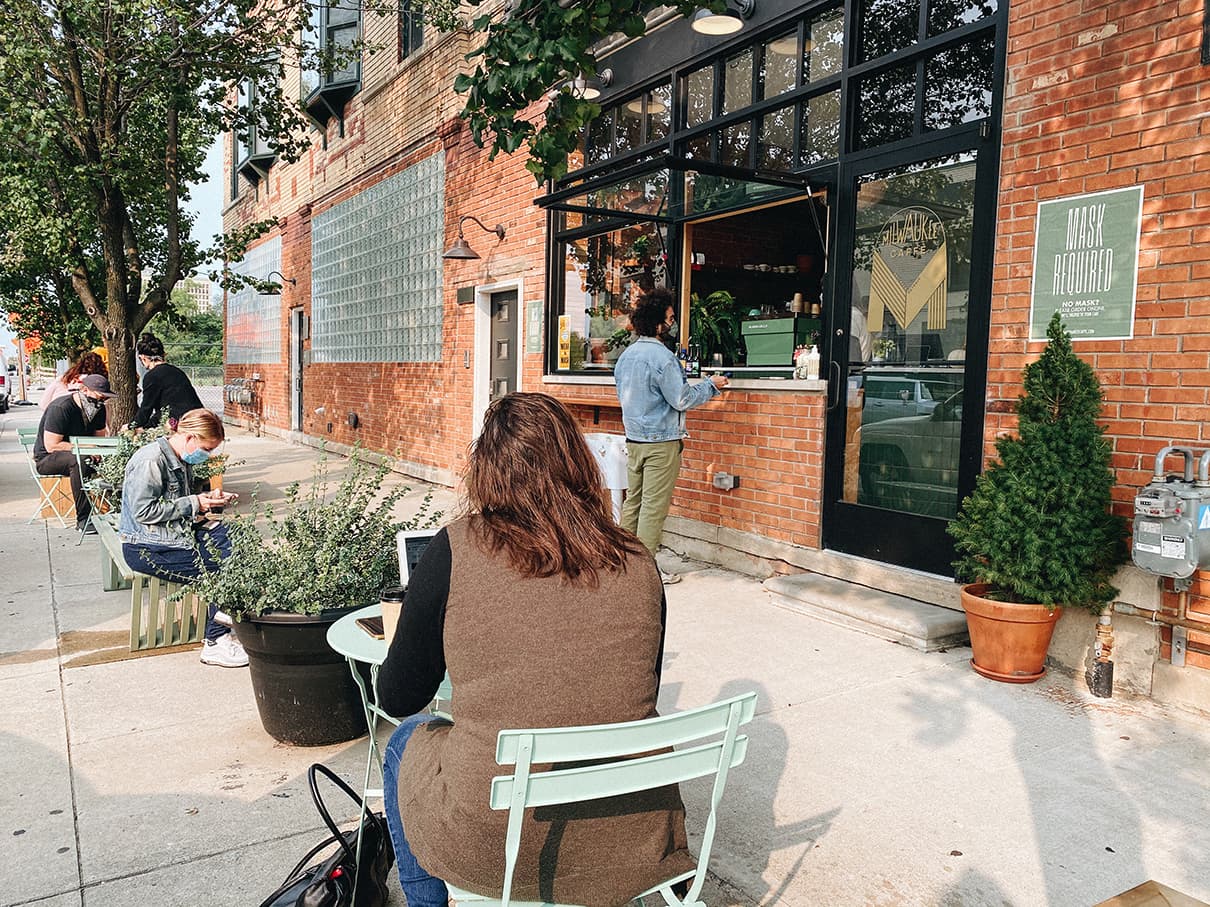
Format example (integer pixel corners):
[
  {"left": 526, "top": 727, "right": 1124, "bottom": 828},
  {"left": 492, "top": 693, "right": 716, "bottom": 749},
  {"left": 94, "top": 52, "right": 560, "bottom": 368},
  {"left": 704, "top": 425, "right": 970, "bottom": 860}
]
[
  {"left": 445, "top": 691, "right": 757, "bottom": 907},
  {"left": 18, "top": 427, "right": 72, "bottom": 527},
  {"left": 71, "top": 436, "right": 124, "bottom": 543}
]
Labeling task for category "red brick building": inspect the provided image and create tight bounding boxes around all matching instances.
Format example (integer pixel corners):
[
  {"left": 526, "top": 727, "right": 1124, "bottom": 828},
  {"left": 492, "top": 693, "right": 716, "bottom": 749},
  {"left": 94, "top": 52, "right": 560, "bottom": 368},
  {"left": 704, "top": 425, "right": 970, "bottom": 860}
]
[{"left": 224, "top": 0, "right": 1210, "bottom": 711}]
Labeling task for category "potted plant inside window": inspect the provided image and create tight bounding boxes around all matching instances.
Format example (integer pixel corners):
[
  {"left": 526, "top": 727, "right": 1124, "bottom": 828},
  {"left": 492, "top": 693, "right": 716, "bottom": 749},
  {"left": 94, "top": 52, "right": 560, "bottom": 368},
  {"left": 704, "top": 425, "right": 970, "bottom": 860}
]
[
  {"left": 947, "top": 313, "right": 1127, "bottom": 683},
  {"left": 189, "top": 448, "right": 440, "bottom": 744},
  {"left": 689, "top": 290, "right": 743, "bottom": 366}
]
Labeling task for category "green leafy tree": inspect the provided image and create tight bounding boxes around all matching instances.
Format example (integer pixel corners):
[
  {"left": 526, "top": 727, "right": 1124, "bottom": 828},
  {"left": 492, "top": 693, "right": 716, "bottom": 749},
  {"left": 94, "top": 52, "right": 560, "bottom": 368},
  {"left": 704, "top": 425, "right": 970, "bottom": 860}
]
[
  {"left": 454, "top": 1, "right": 725, "bottom": 183},
  {"left": 146, "top": 284, "right": 223, "bottom": 367},
  {"left": 948, "top": 313, "right": 1128, "bottom": 610},
  {"left": 0, "top": 0, "right": 316, "bottom": 423}
]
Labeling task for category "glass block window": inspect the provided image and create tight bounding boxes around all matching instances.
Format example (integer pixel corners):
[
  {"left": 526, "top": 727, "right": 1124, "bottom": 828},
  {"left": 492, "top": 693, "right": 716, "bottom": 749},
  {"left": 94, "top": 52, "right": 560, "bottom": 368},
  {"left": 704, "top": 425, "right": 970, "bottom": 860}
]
[
  {"left": 311, "top": 153, "right": 445, "bottom": 363},
  {"left": 227, "top": 236, "right": 282, "bottom": 364}
]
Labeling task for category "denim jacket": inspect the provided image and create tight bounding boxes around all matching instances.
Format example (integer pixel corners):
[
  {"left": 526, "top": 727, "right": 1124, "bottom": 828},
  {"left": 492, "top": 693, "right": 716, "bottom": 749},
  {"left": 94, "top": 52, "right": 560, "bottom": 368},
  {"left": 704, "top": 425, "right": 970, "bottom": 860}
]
[
  {"left": 119, "top": 437, "right": 199, "bottom": 550},
  {"left": 613, "top": 337, "right": 720, "bottom": 442}
]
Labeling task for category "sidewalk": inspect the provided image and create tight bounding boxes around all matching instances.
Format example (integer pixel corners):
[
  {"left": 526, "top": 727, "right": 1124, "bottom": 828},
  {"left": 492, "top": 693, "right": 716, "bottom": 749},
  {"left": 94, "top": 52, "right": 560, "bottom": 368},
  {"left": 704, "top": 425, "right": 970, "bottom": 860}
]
[{"left": 2, "top": 408, "right": 1209, "bottom": 907}]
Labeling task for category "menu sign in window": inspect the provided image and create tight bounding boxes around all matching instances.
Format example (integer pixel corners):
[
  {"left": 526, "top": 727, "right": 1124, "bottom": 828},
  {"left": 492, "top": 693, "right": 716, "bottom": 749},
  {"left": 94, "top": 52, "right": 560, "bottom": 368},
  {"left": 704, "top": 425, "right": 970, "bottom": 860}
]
[{"left": 1029, "top": 185, "right": 1143, "bottom": 341}]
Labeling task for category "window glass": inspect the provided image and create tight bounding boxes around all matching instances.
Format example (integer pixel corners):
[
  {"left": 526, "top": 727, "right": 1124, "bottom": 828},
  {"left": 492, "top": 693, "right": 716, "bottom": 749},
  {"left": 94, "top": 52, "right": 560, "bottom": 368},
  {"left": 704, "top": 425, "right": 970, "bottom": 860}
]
[
  {"left": 800, "top": 90, "right": 840, "bottom": 164},
  {"left": 558, "top": 221, "right": 667, "bottom": 371},
  {"left": 646, "top": 82, "right": 672, "bottom": 142},
  {"left": 759, "top": 106, "right": 794, "bottom": 170},
  {"left": 805, "top": 7, "right": 845, "bottom": 82},
  {"left": 329, "top": 24, "right": 358, "bottom": 82},
  {"left": 328, "top": 0, "right": 359, "bottom": 27},
  {"left": 721, "top": 49, "right": 753, "bottom": 115},
  {"left": 684, "top": 66, "right": 714, "bottom": 128},
  {"left": 587, "top": 109, "right": 615, "bottom": 165},
  {"left": 855, "top": 61, "right": 915, "bottom": 149},
  {"left": 616, "top": 98, "right": 643, "bottom": 153},
  {"left": 928, "top": 0, "right": 997, "bottom": 37},
  {"left": 924, "top": 37, "right": 993, "bottom": 130},
  {"left": 684, "top": 133, "right": 713, "bottom": 162},
  {"left": 760, "top": 31, "right": 798, "bottom": 99},
  {"left": 400, "top": 0, "right": 424, "bottom": 59},
  {"left": 227, "top": 236, "right": 283, "bottom": 364},
  {"left": 859, "top": 0, "right": 920, "bottom": 62},
  {"left": 720, "top": 121, "right": 751, "bottom": 168}
]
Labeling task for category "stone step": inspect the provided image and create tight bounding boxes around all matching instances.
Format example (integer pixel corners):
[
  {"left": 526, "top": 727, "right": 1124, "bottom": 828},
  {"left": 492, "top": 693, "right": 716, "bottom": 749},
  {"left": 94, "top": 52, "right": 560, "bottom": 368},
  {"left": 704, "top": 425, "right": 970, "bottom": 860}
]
[{"left": 764, "top": 572, "right": 969, "bottom": 652}]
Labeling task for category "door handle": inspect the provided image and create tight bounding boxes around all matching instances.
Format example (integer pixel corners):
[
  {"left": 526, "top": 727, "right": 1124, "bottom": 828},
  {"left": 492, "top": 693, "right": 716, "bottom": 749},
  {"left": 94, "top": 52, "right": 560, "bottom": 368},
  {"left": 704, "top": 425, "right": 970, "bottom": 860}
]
[{"left": 827, "top": 360, "right": 841, "bottom": 412}]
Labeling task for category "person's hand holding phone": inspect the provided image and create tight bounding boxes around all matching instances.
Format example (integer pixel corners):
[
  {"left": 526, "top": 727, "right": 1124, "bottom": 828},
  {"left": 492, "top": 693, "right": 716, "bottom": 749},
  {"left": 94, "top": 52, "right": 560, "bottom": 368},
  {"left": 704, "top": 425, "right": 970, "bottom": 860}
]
[{"left": 199, "top": 490, "right": 237, "bottom": 514}]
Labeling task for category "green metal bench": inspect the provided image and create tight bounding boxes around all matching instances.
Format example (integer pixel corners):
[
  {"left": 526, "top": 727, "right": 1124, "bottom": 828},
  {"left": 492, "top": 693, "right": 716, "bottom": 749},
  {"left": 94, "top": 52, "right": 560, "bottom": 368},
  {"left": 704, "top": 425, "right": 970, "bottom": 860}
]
[{"left": 92, "top": 514, "right": 208, "bottom": 651}]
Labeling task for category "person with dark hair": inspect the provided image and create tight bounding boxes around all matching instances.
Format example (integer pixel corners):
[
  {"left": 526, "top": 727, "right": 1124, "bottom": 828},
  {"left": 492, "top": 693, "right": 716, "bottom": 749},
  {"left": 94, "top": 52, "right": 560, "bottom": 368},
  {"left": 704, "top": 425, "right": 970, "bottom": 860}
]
[
  {"left": 39, "top": 351, "right": 108, "bottom": 410},
  {"left": 34, "top": 373, "right": 115, "bottom": 532},
  {"left": 613, "top": 289, "right": 728, "bottom": 582},
  {"left": 130, "top": 333, "right": 204, "bottom": 429},
  {"left": 377, "top": 392, "right": 692, "bottom": 907}
]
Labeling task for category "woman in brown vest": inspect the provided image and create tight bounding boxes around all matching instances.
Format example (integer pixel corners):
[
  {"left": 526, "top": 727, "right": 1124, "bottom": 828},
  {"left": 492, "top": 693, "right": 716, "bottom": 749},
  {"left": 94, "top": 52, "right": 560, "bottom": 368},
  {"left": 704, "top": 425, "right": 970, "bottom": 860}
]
[{"left": 378, "top": 392, "right": 693, "bottom": 907}]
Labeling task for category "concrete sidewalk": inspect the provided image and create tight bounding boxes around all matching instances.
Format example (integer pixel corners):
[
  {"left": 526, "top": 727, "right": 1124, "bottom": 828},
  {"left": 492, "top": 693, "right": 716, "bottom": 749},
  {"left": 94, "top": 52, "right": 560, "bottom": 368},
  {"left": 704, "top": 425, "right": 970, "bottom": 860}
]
[{"left": 2, "top": 408, "right": 1209, "bottom": 907}]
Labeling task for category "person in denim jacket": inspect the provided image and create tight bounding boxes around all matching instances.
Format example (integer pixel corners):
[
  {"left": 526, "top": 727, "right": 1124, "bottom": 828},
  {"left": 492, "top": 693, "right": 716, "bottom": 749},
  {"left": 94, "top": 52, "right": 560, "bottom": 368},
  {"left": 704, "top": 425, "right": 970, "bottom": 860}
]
[
  {"left": 614, "top": 290, "right": 728, "bottom": 582},
  {"left": 119, "top": 408, "right": 246, "bottom": 667}
]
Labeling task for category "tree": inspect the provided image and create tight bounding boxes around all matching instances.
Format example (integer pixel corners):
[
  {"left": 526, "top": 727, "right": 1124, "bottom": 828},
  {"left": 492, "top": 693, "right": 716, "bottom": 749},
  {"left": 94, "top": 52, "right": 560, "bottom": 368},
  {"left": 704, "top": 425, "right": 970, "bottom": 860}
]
[
  {"left": 0, "top": 0, "right": 311, "bottom": 423},
  {"left": 147, "top": 283, "right": 224, "bottom": 367}
]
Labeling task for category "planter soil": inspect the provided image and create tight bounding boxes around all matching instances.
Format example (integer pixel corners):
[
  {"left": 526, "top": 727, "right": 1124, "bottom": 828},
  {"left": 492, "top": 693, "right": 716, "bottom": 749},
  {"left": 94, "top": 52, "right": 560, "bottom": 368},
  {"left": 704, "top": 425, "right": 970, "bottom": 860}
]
[{"left": 233, "top": 611, "right": 368, "bottom": 746}]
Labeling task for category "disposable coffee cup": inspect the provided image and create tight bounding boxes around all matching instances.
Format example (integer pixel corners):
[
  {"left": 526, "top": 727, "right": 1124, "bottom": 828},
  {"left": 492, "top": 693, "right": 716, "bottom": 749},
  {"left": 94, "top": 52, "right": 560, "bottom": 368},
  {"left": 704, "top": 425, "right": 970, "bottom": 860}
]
[{"left": 380, "top": 586, "right": 406, "bottom": 645}]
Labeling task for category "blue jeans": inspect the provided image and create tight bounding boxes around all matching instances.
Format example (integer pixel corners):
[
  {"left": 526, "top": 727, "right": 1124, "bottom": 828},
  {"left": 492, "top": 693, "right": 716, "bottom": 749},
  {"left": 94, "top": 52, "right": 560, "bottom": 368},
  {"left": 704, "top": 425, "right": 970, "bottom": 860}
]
[
  {"left": 122, "top": 523, "right": 232, "bottom": 642},
  {"left": 383, "top": 714, "right": 448, "bottom": 907}
]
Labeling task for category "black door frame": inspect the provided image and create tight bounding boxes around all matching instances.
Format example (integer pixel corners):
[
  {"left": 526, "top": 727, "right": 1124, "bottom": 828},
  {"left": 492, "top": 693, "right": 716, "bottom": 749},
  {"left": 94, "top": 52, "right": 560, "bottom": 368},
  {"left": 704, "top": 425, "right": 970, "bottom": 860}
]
[{"left": 821, "top": 126, "right": 997, "bottom": 576}]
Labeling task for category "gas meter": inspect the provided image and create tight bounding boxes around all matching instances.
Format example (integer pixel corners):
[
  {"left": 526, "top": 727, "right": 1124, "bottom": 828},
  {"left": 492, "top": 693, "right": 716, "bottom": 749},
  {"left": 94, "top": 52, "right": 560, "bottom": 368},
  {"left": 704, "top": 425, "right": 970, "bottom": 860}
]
[{"left": 1131, "top": 446, "right": 1210, "bottom": 584}]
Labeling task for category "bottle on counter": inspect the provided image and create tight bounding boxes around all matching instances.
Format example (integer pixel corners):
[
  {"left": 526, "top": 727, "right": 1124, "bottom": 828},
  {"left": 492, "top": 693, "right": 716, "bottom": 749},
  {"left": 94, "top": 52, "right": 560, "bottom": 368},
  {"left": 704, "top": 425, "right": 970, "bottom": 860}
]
[{"left": 805, "top": 345, "right": 821, "bottom": 380}]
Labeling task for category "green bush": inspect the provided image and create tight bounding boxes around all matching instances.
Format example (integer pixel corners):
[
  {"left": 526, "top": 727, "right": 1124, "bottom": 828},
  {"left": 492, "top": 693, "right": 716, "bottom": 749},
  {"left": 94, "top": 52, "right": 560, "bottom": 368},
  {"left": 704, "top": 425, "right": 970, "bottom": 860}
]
[
  {"left": 948, "top": 313, "right": 1127, "bottom": 611},
  {"left": 188, "top": 447, "right": 441, "bottom": 617}
]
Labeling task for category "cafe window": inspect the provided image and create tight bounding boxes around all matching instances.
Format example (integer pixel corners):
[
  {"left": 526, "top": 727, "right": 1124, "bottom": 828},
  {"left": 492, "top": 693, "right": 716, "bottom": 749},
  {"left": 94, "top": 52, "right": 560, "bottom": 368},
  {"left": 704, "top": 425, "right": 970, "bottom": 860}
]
[
  {"left": 582, "top": 80, "right": 674, "bottom": 165},
  {"left": 556, "top": 221, "right": 670, "bottom": 372}
]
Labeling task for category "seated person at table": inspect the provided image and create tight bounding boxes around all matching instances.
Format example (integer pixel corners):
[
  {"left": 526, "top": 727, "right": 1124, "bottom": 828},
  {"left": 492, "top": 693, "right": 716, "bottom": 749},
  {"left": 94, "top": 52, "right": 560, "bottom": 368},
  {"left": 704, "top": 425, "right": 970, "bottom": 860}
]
[
  {"left": 130, "top": 332, "right": 204, "bottom": 429},
  {"left": 119, "top": 408, "right": 246, "bottom": 668},
  {"left": 33, "top": 373, "right": 114, "bottom": 532},
  {"left": 378, "top": 392, "right": 693, "bottom": 907}
]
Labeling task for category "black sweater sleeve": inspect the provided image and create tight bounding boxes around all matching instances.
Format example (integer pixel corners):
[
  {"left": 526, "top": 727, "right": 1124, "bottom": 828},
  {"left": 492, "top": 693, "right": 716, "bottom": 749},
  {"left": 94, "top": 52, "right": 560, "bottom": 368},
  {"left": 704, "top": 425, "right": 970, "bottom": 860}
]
[
  {"left": 132, "top": 367, "right": 163, "bottom": 429},
  {"left": 377, "top": 528, "right": 451, "bottom": 718}
]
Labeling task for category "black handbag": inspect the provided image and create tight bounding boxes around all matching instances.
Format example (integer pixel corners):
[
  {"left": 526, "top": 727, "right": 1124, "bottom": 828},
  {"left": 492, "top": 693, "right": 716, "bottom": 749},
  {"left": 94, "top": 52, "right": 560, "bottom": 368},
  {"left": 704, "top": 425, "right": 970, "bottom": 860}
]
[{"left": 259, "top": 763, "right": 395, "bottom": 907}]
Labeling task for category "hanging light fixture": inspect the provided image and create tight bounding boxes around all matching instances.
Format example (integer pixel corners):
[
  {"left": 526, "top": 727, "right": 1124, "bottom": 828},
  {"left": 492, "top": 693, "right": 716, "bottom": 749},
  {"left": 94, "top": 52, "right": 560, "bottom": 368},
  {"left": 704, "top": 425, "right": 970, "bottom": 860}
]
[
  {"left": 443, "top": 215, "right": 506, "bottom": 260},
  {"left": 568, "top": 68, "right": 613, "bottom": 100},
  {"left": 625, "top": 92, "right": 667, "bottom": 115},
  {"left": 690, "top": 0, "right": 755, "bottom": 36},
  {"left": 767, "top": 33, "right": 798, "bottom": 56}
]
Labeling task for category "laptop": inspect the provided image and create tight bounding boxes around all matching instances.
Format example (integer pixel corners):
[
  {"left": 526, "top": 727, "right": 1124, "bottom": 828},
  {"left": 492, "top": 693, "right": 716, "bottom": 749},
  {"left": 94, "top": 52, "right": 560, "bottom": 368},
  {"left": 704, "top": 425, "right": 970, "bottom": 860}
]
[{"left": 396, "top": 528, "right": 441, "bottom": 585}]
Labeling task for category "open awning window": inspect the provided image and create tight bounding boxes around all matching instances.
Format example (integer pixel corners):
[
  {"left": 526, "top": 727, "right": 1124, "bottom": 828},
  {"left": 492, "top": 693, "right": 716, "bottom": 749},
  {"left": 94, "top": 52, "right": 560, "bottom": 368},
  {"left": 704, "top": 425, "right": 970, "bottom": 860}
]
[{"left": 536, "top": 154, "right": 818, "bottom": 225}]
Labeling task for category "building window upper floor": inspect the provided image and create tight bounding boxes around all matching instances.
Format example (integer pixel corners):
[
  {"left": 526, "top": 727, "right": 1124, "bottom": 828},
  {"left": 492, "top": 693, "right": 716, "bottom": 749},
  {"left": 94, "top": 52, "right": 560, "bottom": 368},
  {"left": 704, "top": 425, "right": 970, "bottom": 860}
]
[{"left": 301, "top": 0, "right": 362, "bottom": 128}]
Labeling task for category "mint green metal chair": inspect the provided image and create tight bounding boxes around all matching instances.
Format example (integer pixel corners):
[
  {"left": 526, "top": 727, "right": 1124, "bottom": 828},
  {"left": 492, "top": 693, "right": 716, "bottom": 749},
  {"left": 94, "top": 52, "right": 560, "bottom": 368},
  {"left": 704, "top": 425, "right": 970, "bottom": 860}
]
[
  {"left": 445, "top": 692, "right": 757, "bottom": 907},
  {"left": 72, "top": 436, "right": 124, "bottom": 544},
  {"left": 18, "top": 427, "right": 72, "bottom": 527}
]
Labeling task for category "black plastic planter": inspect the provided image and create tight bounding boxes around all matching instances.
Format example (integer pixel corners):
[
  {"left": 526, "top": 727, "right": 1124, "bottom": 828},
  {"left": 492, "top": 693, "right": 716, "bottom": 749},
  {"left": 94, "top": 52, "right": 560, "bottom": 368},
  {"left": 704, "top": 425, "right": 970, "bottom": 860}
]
[{"left": 233, "top": 610, "right": 368, "bottom": 746}]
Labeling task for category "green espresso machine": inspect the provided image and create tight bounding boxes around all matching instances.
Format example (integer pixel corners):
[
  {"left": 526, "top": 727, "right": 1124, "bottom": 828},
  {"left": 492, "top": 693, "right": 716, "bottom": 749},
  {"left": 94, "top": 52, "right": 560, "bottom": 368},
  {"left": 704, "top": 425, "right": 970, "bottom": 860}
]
[{"left": 741, "top": 314, "right": 819, "bottom": 366}]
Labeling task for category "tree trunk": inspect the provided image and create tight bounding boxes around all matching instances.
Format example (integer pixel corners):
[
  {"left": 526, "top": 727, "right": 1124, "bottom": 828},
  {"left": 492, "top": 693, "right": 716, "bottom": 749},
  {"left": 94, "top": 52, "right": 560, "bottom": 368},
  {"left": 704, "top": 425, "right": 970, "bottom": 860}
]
[{"left": 106, "top": 327, "right": 137, "bottom": 428}]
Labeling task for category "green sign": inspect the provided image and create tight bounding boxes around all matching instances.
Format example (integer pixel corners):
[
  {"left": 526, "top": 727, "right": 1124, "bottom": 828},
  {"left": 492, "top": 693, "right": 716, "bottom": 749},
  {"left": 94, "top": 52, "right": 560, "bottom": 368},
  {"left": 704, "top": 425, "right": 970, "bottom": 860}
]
[
  {"left": 526, "top": 296, "right": 544, "bottom": 353},
  {"left": 1029, "top": 185, "right": 1143, "bottom": 340}
]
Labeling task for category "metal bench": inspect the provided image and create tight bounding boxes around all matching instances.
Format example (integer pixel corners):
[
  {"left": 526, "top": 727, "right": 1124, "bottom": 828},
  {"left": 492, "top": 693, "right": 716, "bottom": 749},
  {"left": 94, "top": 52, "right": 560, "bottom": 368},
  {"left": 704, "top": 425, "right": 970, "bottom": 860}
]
[{"left": 92, "top": 514, "right": 208, "bottom": 651}]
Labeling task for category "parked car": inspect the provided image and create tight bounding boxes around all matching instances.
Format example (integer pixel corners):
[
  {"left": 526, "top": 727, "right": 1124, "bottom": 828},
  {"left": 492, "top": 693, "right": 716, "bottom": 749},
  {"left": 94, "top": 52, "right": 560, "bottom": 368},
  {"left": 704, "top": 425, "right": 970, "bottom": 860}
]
[
  {"left": 0, "top": 351, "right": 9, "bottom": 412},
  {"left": 856, "top": 390, "right": 963, "bottom": 519},
  {"left": 860, "top": 374, "right": 942, "bottom": 423}
]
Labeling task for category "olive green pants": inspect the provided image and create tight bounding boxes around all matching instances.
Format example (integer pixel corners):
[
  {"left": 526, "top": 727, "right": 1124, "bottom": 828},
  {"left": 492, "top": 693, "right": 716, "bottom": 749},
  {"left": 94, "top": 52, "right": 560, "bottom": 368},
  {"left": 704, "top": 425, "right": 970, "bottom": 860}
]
[{"left": 621, "top": 439, "right": 683, "bottom": 555}]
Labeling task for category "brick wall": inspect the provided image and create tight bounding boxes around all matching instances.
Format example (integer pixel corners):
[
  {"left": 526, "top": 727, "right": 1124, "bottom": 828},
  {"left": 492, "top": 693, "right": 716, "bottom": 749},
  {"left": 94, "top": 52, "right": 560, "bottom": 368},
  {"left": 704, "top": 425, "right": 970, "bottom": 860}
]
[{"left": 995, "top": 0, "right": 1210, "bottom": 664}]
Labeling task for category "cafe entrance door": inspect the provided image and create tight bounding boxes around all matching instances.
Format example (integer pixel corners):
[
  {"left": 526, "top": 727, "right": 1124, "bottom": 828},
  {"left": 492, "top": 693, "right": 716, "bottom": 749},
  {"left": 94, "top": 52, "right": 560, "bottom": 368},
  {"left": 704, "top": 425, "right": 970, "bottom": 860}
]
[{"left": 822, "top": 146, "right": 995, "bottom": 576}]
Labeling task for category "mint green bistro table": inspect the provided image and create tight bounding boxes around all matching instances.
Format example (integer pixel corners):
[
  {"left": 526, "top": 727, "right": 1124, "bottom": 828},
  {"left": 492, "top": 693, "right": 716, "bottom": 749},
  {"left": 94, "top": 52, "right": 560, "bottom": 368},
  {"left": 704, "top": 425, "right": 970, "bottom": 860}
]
[{"left": 326, "top": 604, "right": 452, "bottom": 887}]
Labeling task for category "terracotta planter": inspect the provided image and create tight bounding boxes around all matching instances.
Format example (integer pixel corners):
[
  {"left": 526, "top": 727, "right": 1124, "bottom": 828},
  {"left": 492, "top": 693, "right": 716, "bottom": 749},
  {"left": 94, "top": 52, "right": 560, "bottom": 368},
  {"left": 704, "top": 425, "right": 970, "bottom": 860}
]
[{"left": 960, "top": 583, "right": 1062, "bottom": 684}]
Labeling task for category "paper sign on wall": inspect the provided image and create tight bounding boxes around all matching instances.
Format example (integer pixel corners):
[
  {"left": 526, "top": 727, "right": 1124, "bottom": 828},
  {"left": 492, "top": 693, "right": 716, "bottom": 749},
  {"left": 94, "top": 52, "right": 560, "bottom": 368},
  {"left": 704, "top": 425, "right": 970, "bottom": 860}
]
[{"left": 1029, "top": 185, "right": 1143, "bottom": 341}]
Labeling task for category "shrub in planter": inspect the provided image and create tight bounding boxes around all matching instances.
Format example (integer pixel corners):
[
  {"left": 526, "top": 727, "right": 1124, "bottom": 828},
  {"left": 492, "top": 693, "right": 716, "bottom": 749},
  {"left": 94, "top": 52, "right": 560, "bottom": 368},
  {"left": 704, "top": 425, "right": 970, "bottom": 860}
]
[
  {"left": 947, "top": 313, "right": 1127, "bottom": 682},
  {"left": 189, "top": 448, "right": 441, "bottom": 743}
]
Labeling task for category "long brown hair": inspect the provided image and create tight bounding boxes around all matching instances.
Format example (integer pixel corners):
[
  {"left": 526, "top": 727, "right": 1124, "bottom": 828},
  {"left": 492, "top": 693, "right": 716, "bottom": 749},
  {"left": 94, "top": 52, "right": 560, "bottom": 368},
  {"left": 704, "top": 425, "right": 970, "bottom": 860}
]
[
  {"left": 465, "top": 392, "right": 645, "bottom": 585},
  {"left": 63, "top": 352, "right": 107, "bottom": 385}
]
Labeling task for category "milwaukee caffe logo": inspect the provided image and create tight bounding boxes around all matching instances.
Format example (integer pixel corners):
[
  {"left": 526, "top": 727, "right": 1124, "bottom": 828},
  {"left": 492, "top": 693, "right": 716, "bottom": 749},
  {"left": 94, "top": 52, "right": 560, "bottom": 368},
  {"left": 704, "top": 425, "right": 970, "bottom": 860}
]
[{"left": 868, "top": 207, "right": 948, "bottom": 333}]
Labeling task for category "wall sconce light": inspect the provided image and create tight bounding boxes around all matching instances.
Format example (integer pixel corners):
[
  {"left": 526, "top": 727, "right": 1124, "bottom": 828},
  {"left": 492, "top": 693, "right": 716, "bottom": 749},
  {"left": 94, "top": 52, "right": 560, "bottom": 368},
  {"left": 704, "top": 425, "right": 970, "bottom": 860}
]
[
  {"left": 691, "top": 0, "right": 755, "bottom": 35},
  {"left": 262, "top": 270, "right": 296, "bottom": 294},
  {"left": 568, "top": 68, "right": 613, "bottom": 100},
  {"left": 443, "top": 215, "right": 506, "bottom": 260}
]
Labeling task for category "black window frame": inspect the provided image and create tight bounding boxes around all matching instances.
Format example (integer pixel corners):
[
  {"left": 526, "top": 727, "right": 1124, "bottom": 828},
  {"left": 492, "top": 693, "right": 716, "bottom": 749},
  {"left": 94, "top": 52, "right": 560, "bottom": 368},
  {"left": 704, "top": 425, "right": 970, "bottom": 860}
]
[
  {"left": 233, "top": 75, "right": 277, "bottom": 188},
  {"left": 300, "top": 0, "right": 362, "bottom": 131},
  {"left": 400, "top": 0, "right": 424, "bottom": 62}
]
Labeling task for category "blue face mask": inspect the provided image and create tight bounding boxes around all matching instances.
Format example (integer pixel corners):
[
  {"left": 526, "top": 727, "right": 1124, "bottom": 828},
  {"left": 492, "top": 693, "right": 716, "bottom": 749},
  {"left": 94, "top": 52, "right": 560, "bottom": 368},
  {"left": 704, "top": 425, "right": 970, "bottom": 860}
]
[{"left": 182, "top": 446, "right": 211, "bottom": 466}]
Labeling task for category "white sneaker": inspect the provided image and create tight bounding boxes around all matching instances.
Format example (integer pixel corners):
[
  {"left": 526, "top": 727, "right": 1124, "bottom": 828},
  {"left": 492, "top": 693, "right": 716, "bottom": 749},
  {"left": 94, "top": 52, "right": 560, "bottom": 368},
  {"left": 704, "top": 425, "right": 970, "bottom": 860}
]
[
  {"left": 660, "top": 569, "right": 682, "bottom": 585},
  {"left": 200, "top": 634, "right": 248, "bottom": 668}
]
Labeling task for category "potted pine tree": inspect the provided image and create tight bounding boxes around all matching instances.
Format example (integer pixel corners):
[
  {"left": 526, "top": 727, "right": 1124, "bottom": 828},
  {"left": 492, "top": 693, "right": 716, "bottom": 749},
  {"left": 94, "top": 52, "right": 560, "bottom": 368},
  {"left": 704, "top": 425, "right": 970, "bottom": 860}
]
[
  {"left": 190, "top": 448, "right": 439, "bottom": 744},
  {"left": 947, "top": 313, "right": 1127, "bottom": 683}
]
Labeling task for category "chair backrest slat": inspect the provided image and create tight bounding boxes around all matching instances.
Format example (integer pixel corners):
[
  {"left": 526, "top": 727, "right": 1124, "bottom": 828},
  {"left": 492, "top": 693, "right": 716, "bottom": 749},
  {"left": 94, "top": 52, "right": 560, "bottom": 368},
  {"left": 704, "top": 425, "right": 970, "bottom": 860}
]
[
  {"left": 72, "top": 437, "right": 124, "bottom": 456},
  {"left": 488, "top": 735, "right": 749, "bottom": 811},
  {"left": 494, "top": 693, "right": 757, "bottom": 765}
]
